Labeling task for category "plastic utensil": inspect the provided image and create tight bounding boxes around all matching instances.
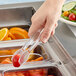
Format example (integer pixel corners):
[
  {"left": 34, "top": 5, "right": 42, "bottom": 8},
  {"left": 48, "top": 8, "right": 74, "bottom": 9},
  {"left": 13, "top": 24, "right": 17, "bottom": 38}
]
[{"left": 12, "top": 29, "right": 43, "bottom": 67}]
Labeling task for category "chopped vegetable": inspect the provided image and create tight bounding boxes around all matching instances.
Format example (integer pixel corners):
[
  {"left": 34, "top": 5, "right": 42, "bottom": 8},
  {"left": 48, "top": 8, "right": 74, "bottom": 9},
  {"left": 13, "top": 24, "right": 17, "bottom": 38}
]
[
  {"left": 62, "top": 1, "right": 76, "bottom": 11},
  {"left": 70, "top": 9, "right": 76, "bottom": 14},
  {"left": 32, "top": 57, "right": 43, "bottom": 61},
  {"left": 1, "top": 58, "right": 12, "bottom": 64},
  {"left": 61, "top": 14, "right": 69, "bottom": 20},
  {"left": 27, "top": 56, "right": 43, "bottom": 62},
  {"left": 29, "top": 69, "right": 47, "bottom": 76},
  {"left": 4, "top": 72, "right": 17, "bottom": 76},
  {"left": 63, "top": 11, "right": 69, "bottom": 16},
  {"left": 69, "top": 13, "right": 76, "bottom": 21}
]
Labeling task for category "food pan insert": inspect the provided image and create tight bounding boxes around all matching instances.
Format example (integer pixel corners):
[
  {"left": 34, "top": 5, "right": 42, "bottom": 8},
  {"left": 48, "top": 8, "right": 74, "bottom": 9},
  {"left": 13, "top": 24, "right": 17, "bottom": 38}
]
[
  {"left": 0, "top": 36, "right": 75, "bottom": 76},
  {"left": 0, "top": 7, "right": 35, "bottom": 27},
  {"left": 0, "top": 7, "right": 35, "bottom": 42}
]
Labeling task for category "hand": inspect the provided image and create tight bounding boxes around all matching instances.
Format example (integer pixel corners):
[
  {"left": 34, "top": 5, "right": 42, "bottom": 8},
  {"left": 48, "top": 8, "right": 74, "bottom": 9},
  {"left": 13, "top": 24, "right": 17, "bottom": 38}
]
[{"left": 29, "top": 0, "right": 65, "bottom": 43}]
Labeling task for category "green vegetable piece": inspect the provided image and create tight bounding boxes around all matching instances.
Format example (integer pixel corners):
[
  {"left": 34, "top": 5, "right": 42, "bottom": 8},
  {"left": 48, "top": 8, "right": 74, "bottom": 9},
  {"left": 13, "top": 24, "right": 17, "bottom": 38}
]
[
  {"left": 61, "top": 14, "right": 69, "bottom": 20},
  {"left": 62, "top": 1, "right": 76, "bottom": 11}
]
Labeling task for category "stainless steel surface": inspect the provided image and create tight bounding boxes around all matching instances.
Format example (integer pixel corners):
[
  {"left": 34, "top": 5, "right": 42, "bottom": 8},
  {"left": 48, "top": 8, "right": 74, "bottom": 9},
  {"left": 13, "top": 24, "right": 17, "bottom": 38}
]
[
  {"left": 0, "top": 7, "right": 34, "bottom": 27},
  {"left": 0, "top": 39, "right": 63, "bottom": 76},
  {"left": 0, "top": 1, "right": 75, "bottom": 76},
  {"left": 55, "top": 21, "right": 76, "bottom": 58},
  {"left": 0, "top": 1, "right": 75, "bottom": 59},
  {"left": 0, "top": 36, "right": 76, "bottom": 76},
  {"left": 0, "top": 1, "right": 43, "bottom": 10},
  {"left": 48, "top": 36, "right": 76, "bottom": 76},
  {"left": 0, "top": 0, "right": 75, "bottom": 59},
  {"left": 2, "top": 65, "right": 62, "bottom": 76},
  {"left": 0, "top": 7, "right": 34, "bottom": 43},
  {"left": 0, "top": 61, "right": 53, "bottom": 71}
]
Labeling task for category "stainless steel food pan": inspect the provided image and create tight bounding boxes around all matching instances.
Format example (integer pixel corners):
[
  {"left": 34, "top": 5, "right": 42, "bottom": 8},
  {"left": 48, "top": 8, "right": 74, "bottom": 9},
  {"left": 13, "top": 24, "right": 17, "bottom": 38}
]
[{"left": 0, "top": 36, "right": 75, "bottom": 76}]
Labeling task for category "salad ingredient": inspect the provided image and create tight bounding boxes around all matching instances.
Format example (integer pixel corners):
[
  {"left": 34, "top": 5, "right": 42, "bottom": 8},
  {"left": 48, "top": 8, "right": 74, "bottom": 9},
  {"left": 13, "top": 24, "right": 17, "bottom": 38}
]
[
  {"left": 8, "top": 32, "right": 16, "bottom": 40},
  {"left": 70, "top": 9, "right": 76, "bottom": 15},
  {"left": 31, "top": 57, "right": 43, "bottom": 61},
  {"left": 61, "top": 14, "right": 69, "bottom": 20},
  {"left": 5, "top": 37, "right": 12, "bottom": 40},
  {"left": 0, "top": 27, "right": 29, "bottom": 41},
  {"left": 62, "top": 1, "right": 76, "bottom": 11},
  {"left": 0, "top": 28, "right": 8, "bottom": 41},
  {"left": 0, "top": 49, "right": 19, "bottom": 57},
  {"left": 61, "top": 1, "right": 76, "bottom": 22},
  {"left": 29, "top": 69, "right": 47, "bottom": 76},
  {"left": 12, "top": 54, "right": 20, "bottom": 67},
  {"left": 16, "top": 72, "right": 24, "bottom": 76},
  {"left": 4, "top": 69, "right": 53, "bottom": 76},
  {"left": 0, "top": 50, "right": 11, "bottom": 55},
  {"left": 1, "top": 58, "right": 12, "bottom": 64},
  {"left": 69, "top": 13, "right": 76, "bottom": 21},
  {"left": 10, "top": 49, "right": 19, "bottom": 55},
  {"left": 9, "top": 27, "right": 28, "bottom": 36},
  {"left": 9, "top": 27, "right": 29, "bottom": 39},
  {"left": 10, "top": 30, "right": 27, "bottom": 39},
  {"left": 27, "top": 56, "right": 43, "bottom": 62},
  {"left": 4, "top": 72, "right": 17, "bottom": 76},
  {"left": 0, "top": 55, "right": 54, "bottom": 76},
  {"left": 63, "top": 11, "right": 69, "bottom": 16}
]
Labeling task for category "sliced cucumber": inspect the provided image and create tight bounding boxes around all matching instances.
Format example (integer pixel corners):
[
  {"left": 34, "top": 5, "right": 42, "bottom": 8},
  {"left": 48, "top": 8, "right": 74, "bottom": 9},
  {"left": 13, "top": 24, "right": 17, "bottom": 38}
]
[
  {"left": 62, "top": 1, "right": 76, "bottom": 11},
  {"left": 70, "top": 9, "right": 76, "bottom": 14}
]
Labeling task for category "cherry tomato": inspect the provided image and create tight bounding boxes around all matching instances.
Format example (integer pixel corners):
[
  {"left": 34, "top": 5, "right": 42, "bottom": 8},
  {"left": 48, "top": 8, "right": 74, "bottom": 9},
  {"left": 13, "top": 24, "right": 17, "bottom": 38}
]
[
  {"left": 69, "top": 13, "right": 76, "bottom": 21},
  {"left": 12, "top": 54, "right": 20, "bottom": 67}
]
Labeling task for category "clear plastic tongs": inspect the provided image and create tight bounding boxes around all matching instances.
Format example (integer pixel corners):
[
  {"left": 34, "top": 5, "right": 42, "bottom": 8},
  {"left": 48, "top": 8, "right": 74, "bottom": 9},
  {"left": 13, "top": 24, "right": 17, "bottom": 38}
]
[{"left": 12, "top": 29, "right": 43, "bottom": 66}]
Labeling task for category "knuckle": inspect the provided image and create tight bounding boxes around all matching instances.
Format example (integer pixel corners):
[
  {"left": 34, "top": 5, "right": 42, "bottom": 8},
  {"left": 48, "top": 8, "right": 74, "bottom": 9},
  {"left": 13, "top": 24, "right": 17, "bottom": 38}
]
[{"left": 31, "top": 17, "right": 39, "bottom": 25}]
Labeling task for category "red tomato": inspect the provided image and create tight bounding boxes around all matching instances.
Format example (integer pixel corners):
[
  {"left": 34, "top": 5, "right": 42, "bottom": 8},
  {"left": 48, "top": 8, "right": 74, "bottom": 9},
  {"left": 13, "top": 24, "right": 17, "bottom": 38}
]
[
  {"left": 69, "top": 13, "right": 76, "bottom": 21},
  {"left": 12, "top": 54, "right": 20, "bottom": 67}
]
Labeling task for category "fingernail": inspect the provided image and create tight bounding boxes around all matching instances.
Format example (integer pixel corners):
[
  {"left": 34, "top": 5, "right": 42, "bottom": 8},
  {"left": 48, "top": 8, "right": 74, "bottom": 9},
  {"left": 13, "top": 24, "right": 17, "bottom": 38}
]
[{"left": 42, "top": 38, "right": 47, "bottom": 43}]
